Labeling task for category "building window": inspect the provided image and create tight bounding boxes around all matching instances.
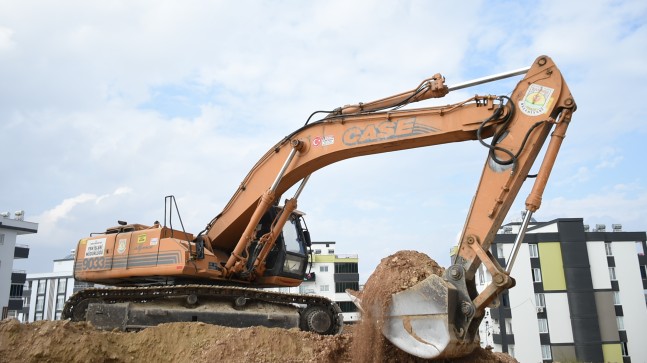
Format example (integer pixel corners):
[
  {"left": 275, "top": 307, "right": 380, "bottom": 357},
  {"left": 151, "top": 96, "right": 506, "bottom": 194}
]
[
  {"left": 640, "top": 265, "right": 647, "bottom": 280},
  {"left": 335, "top": 282, "right": 359, "bottom": 293},
  {"left": 319, "top": 265, "right": 328, "bottom": 273},
  {"left": 9, "top": 283, "right": 24, "bottom": 298},
  {"left": 335, "top": 262, "right": 358, "bottom": 274},
  {"left": 502, "top": 293, "right": 510, "bottom": 308},
  {"left": 57, "top": 279, "right": 67, "bottom": 294},
  {"left": 314, "top": 249, "right": 321, "bottom": 254},
  {"left": 613, "top": 291, "right": 621, "bottom": 305},
  {"left": 337, "top": 301, "right": 358, "bottom": 313},
  {"left": 37, "top": 280, "right": 46, "bottom": 294},
  {"left": 538, "top": 318, "right": 549, "bottom": 333},
  {"left": 507, "top": 345, "right": 515, "bottom": 358},
  {"left": 621, "top": 342, "right": 629, "bottom": 357},
  {"left": 0, "top": 233, "right": 4, "bottom": 245},
  {"left": 55, "top": 295, "right": 66, "bottom": 312},
  {"left": 35, "top": 296, "right": 45, "bottom": 312},
  {"left": 535, "top": 293, "right": 545, "bottom": 308},
  {"left": 505, "top": 318, "right": 513, "bottom": 334},
  {"left": 328, "top": 249, "right": 334, "bottom": 254},
  {"left": 477, "top": 265, "right": 485, "bottom": 285},
  {"left": 35, "top": 313, "right": 43, "bottom": 321},
  {"left": 528, "top": 244, "right": 539, "bottom": 258},
  {"left": 541, "top": 345, "right": 552, "bottom": 360},
  {"left": 605, "top": 242, "right": 613, "bottom": 256},
  {"left": 532, "top": 268, "right": 542, "bottom": 283},
  {"left": 609, "top": 267, "right": 617, "bottom": 281},
  {"left": 617, "top": 316, "right": 625, "bottom": 331},
  {"left": 320, "top": 285, "right": 329, "bottom": 292},
  {"left": 496, "top": 244, "right": 505, "bottom": 258}
]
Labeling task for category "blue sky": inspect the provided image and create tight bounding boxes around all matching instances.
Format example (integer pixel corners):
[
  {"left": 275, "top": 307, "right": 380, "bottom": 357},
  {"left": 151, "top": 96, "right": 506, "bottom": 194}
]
[{"left": 1, "top": 0, "right": 646, "bottom": 282}]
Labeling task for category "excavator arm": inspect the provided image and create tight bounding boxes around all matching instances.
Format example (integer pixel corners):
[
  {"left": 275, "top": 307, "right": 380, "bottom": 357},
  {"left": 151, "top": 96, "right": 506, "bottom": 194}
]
[{"left": 202, "top": 55, "right": 575, "bottom": 357}]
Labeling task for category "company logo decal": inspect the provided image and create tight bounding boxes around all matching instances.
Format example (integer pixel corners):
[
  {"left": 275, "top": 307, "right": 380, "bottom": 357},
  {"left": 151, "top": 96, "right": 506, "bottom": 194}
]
[
  {"left": 312, "top": 135, "right": 335, "bottom": 147},
  {"left": 519, "top": 84, "right": 554, "bottom": 116},
  {"left": 342, "top": 118, "right": 438, "bottom": 146},
  {"left": 117, "top": 239, "right": 127, "bottom": 254}
]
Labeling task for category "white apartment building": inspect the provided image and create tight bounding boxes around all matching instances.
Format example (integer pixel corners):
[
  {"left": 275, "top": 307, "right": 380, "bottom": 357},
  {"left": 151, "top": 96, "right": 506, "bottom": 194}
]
[
  {"left": 477, "top": 218, "right": 647, "bottom": 363},
  {"left": 0, "top": 210, "right": 37, "bottom": 319},
  {"left": 23, "top": 251, "right": 95, "bottom": 322},
  {"left": 270, "top": 241, "right": 360, "bottom": 323}
]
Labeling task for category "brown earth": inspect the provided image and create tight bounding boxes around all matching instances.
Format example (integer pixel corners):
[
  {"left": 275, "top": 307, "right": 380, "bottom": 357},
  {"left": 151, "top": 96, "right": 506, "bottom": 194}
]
[{"left": 0, "top": 251, "right": 516, "bottom": 363}]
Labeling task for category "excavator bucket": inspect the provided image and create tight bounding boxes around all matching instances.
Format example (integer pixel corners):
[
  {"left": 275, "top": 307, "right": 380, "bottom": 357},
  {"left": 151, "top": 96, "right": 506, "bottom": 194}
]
[
  {"left": 384, "top": 274, "right": 458, "bottom": 358},
  {"left": 349, "top": 274, "right": 478, "bottom": 359}
]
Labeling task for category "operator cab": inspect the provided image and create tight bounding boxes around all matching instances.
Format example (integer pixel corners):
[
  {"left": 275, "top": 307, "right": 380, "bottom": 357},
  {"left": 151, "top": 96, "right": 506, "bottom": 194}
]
[{"left": 252, "top": 207, "right": 311, "bottom": 281}]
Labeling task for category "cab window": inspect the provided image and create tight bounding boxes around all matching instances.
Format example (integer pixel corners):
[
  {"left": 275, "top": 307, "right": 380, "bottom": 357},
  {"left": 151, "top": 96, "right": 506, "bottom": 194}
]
[{"left": 282, "top": 217, "right": 305, "bottom": 254}]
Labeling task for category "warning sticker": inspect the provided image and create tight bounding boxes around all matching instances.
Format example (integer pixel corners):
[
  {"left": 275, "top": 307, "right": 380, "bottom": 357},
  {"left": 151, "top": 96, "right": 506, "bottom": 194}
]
[
  {"left": 150, "top": 238, "right": 159, "bottom": 246},
  {"left": 85, "top": 238, "right": 106, "bottom": 258},
  {"left": 137, "top": 234, "right": 147, "bottom": 244},
  {"left": 519, "top": 84, "right": 555, "bottom": 116}
]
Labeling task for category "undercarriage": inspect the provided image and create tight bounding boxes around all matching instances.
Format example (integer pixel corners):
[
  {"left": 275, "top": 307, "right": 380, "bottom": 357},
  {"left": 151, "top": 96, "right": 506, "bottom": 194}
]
[{"left": 62, "top": 285, "right": 343, "bottom": 334}]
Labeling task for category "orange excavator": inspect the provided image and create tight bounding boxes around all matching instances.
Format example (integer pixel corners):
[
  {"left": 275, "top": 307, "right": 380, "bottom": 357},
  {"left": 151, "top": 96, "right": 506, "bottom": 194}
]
[{"left": 64, "top": 55, "right": 575, "bottom": 359}]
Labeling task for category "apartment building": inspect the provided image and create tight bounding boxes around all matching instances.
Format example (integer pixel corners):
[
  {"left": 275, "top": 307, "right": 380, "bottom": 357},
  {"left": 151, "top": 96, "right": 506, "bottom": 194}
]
[
  {"left": 477, "top": 218, "right": 647, "bottom": 363},
  {"left": 270, "top": 241, "right": 360, "bottom": 323},
  {"left": 0, "top": 210, "right": 37, "bottom": 319},
  {"left": 19, "top": 250, "right": 100, "bottom": 323}
]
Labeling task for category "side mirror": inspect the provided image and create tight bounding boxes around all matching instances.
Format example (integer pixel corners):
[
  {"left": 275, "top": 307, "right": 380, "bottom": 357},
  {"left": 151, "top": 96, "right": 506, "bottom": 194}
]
[{"left": 302, "top": 230, "right": 312, "bottom": 247}]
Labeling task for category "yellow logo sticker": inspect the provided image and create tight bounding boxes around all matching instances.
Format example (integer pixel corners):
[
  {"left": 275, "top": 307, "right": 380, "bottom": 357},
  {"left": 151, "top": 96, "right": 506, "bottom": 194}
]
[
  {"left": 519, "top": 84, "right": 555, "bottom": 116},
  {"left": 137, "top": 234, "right": 147, "bottom": 244}
]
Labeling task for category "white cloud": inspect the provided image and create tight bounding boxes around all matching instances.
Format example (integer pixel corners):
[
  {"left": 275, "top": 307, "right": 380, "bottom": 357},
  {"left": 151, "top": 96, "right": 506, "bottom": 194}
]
[
  {"left": 542, "top": 188, "right": 647, "bottom": 230},
  {"left": 39, "top": 193, "right": 98, "bottom": 225},
  {"left": 595, "top": 147, "right": 623, "bottom": 170},
  {"left": 0, "top": 26, "right": 14, "bottom": 51}
]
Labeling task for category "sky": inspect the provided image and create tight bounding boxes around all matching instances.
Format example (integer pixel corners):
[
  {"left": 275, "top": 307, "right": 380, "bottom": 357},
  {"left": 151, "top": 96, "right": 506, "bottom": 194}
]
[{"left": 2, "top": 0, "right": 646, "bottom": 283}]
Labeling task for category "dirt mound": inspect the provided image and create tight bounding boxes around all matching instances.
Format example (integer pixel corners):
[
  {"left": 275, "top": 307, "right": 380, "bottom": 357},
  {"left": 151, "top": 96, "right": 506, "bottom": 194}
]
[
  {"left": 0, "top": 318, "right": 351, "bottom": 363},
  {"left": 0, "top": 251, "right": 516, "bottom": 363},
  {"left": 352, "top": 250, "right": 516, "bottom": 363},
  {"left": 352, "top": 250, "right": 445, "bottom": 362}
]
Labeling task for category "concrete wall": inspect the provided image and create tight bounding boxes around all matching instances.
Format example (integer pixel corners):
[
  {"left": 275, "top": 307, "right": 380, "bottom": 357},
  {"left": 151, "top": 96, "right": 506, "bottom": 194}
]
[
  {"left": 545, "top": 293, "right": 573, "bottom": 343},
  {"left": 614, "top": 241, "right": 647, "bottom": 361},
  {"left": 0, "top": 230, "right": 18, "bottom": 311},
  {"left": 506, "top": 243, "right": 543, "bottom": 363},
  {"left": 587, "top": 241, "right": 612, "bottom": 289},
  {"left": 594, "top": 291, "right": 620, "bottom": 342}
]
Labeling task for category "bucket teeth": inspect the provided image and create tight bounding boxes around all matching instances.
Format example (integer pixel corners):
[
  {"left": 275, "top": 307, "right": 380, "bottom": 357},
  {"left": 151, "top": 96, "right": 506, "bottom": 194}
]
[{"left": 345, "top": 289, "right": 365, "bottom": 314}]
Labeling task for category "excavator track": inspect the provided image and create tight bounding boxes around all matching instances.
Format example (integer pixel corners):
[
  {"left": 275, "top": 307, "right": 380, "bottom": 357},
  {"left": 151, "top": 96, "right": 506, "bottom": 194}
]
[{"left": 62, "top": 285, "right": 343, "bottom": 335}]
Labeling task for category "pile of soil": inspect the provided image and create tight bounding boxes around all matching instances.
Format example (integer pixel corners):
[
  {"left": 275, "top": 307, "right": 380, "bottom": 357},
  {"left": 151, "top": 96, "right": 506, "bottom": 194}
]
[
  {"left": 0, "top": 319, "right": 351, "bottom": 363},
  {"left": 0, "top": 250, "right": 516, "bottom": 363},
  {"left": 351, "top": 250, "right": 516, "bottom": 363}
]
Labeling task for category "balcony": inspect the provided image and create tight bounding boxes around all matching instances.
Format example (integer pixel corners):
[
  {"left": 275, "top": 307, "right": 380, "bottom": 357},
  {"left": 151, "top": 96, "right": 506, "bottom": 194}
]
[
  {"left": 335, "top": 254, "right": 358, "bottom": 259},
  {"left": 7, "top": 298, "right": 23, "bottom": 311},
  {"left": 14, "top": 244, "right": 30, "bottom": 259},
  {"left": 11, "top": 270, "right": 27, "bottom": 284},
  {"left": 492, "top": 333, "right": 515, "bottom": 345}
]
